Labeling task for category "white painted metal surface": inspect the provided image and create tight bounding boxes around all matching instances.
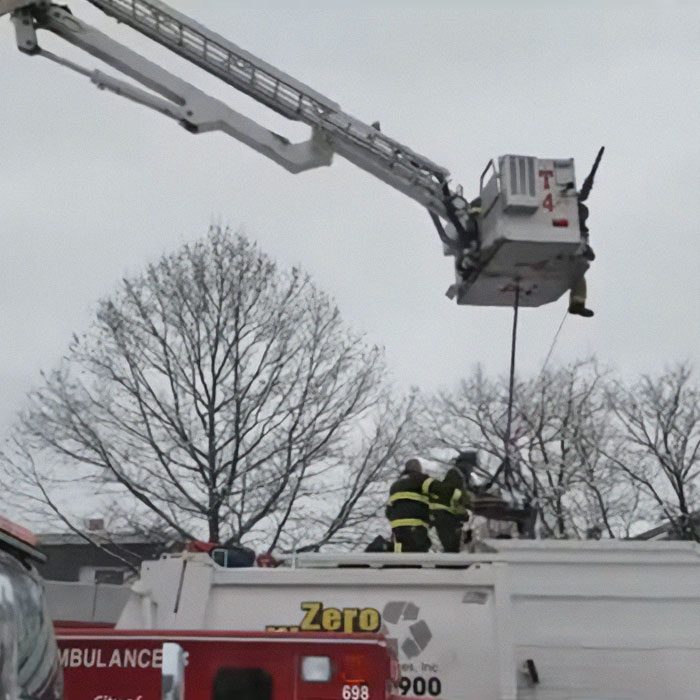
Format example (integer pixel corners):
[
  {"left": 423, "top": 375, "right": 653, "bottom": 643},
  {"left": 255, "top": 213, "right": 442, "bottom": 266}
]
[
  {"left": 109, "top": 540, "right": 700, "bottom": 700},
  {"left": 44, "top": 579, "right": 131, "bottom": 625}
]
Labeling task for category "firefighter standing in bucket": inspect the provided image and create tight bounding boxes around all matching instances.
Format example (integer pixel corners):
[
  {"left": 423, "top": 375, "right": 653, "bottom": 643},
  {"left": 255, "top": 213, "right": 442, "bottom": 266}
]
[{"left": 386, "top": 459, "right": 468, "bottom": 553}]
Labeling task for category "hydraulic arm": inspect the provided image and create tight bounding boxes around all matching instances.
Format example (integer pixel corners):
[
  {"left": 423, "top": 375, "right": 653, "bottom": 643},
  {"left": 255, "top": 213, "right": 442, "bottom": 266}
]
[
  {"left": 2, "top": 0, "right": 601, "bottom": 308},
  {"left": 3, "top": 0, "right": 461, "bottom": 224}
]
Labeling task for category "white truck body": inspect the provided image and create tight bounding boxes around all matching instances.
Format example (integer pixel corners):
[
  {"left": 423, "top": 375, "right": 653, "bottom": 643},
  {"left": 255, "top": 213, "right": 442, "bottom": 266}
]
[{"left": 113, "top": 540, "right": 700, "bottom": 700}]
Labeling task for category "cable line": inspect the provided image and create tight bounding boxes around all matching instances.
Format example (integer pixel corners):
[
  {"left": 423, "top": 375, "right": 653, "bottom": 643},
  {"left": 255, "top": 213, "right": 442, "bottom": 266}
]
[
  {"left": 537, "top": 309, "right": 568, "bottom": 382},
  {"left": 503, "top": 283, "right": 520, "bottom": 489}
]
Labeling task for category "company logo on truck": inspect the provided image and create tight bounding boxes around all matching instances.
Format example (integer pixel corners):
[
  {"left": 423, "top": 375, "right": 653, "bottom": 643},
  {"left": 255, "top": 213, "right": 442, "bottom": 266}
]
[
  {"left": 265, "top": 600, "right": 433, "bottom": 657},
  {"left": 380, "top": 601, "right": 432, "bottom": 659},
  {"left": 266, "top": 601, "right": 381, "bottom": 633}
]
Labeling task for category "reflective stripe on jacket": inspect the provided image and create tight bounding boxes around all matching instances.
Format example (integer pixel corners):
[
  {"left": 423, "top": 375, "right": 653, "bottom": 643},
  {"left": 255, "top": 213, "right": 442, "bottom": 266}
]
[
  {"left": 386, "top": 474, "right": 440, "bottom": 528},
  {"left": 430, "top": 487, "right": 468, "bottom": 517},
  {"left": 389, "top": 518, "right": 429, "bottom": 529}
]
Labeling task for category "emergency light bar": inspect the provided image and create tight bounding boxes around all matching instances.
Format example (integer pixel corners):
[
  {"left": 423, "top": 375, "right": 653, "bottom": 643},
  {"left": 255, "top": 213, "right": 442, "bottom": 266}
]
[{"left": 0, "top": 514, "right": 46, "bottom": 562}]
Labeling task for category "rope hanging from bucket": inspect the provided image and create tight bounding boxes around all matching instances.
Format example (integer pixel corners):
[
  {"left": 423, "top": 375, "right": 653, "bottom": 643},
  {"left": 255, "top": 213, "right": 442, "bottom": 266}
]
[
  {"left": 537, "top": 309, "right": 568, "bottom": 381},
  {"left": 503, "top": 283, "right": 520, "bottom": 489}
]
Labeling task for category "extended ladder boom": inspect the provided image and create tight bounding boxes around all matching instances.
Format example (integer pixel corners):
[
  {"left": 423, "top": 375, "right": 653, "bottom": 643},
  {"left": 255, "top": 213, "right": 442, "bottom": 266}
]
[
  {"left": 2, "top": 0, "right": 600, "bottom": 309},
  {"left": 4, "top": 0, "right": 459, "bottom": 225}
]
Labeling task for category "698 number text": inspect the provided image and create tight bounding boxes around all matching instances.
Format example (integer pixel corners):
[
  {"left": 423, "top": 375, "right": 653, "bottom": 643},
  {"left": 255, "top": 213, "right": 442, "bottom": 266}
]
[{"left": 341, "top": 685, "right": 369, "bottom": 700}]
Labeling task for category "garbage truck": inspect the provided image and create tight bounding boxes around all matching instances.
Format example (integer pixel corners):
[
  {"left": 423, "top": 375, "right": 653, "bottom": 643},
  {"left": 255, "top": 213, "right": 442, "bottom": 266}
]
[{"left": 100, "top": 539, "right": 700, "bottom": 700}]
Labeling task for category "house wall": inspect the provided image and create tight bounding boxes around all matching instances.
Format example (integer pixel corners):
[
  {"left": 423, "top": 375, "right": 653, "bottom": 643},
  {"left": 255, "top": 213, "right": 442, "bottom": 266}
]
[{"left": 37, "top": 542, "right": 164, "bottom": 582}]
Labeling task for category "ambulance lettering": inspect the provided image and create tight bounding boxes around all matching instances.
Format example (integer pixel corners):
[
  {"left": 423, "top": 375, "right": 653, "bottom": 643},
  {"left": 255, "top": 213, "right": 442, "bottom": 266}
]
[{"left": 58, "top": 647, "right": 164, "bottom": 668}]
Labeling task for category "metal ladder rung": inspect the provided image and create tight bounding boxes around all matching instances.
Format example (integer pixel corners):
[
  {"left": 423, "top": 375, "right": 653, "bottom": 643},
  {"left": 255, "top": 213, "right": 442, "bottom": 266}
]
[
  {"left": 86, "top": 0, "right": 453, "bottom": 211},
  {"left": 92, "top": 0, "right": 327, "bottom": 118}
]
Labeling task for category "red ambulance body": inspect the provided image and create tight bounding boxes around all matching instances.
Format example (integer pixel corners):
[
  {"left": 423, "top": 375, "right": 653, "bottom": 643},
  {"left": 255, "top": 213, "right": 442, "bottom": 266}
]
[{"left": 56, "top": 628, "right": 400, "bottom": 700}]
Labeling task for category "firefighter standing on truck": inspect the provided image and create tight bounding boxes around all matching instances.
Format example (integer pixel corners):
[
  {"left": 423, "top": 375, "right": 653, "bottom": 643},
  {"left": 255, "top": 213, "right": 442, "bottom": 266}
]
[
  {"left": 430, "top": 458, "right": 474, "bottom": 552},
  {"left": 386, "top": 459, "right": 467, "bottom": 553}
]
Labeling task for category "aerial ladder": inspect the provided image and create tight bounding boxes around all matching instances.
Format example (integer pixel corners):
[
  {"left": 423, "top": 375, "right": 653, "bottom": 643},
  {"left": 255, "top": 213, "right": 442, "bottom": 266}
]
[{"left": 1, "top": 0, "right": 602, "bottom": 311}]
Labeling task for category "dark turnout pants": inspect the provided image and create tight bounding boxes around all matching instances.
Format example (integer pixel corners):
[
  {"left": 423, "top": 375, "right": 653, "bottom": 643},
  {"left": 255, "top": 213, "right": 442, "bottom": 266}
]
[
  {"left": 392, "top": 525, "right": 430, "bottom": 553},
  {"left": 432, "top": 511, "right": 464, "bottom": 553}
]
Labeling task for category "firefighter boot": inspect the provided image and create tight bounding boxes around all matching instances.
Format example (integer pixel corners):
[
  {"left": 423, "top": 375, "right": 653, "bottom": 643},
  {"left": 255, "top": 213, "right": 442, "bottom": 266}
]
[
  {"left": 568, "top": 275, "right": 594, "bottom": 317},
  {"left": 568, "top": 302, "right": 594, "bottom": 318}
]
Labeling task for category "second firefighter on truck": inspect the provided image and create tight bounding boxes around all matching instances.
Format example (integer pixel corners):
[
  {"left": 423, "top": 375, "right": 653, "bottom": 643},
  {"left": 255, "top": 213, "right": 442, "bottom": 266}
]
[
  {"left": 429, "top": 461, "right": 472, "bottom": 552},
  {"left": 386, "top": 459, "right": 472, "bottom": 553}
]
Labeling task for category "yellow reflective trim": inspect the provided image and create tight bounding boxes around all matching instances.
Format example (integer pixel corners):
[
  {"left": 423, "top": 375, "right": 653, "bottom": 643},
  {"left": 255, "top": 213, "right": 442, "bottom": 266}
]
[
  {"left": 389, "top": 491, "right": 429, "bottom": 505},
  {"left": 394, "top": 539, "right": 402, "bottom": 553},
  {"left": 421, "top": 477, "right": 435, "bottom": 495},
  {"left": 430, "top": 489, "right": 468, "bottom": 516},
  {"left": 429, "top": 501, "right": 452, "bottom": 511},
  {"left": 390, "top": 518, "right": 428, "bottom": 529}
]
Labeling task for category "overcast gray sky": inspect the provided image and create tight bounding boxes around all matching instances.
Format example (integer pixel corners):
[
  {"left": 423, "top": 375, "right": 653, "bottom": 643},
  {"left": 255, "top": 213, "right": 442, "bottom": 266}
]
[{"left": 1, "top": 0, "right": 698, "bottom": 435}]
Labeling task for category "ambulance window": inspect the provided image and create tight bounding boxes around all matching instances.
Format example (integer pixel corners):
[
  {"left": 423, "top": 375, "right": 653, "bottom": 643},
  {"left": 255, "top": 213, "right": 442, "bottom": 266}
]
[
  {"left": 301, "top": 656, "right": 332, "bottom": 682},
  {"left": 212, "top": 668, "right": 272, "bottom": 700}
]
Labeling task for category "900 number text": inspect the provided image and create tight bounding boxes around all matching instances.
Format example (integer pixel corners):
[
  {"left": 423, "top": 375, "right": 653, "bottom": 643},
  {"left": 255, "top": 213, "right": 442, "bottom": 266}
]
[{"left": 398, "top": 676, "right": 442, "bottom": 696}]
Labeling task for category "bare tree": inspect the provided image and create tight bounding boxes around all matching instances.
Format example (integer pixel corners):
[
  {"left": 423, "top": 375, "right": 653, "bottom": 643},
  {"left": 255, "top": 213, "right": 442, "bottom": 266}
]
[
  {"left": 3, "top": 227, "right": 411, "bottom": 551},
  {"left": 605, "top": 363, "right": 700, "bottom": 540},
  {"left": 515, "top": 360, "right": 648, "bottom": 539},
  {"left": 268, "top": 390, "right": 419, "bottom": 552},
  {"left": 420, "top": 358, "right": 641, "bottom": 538}
]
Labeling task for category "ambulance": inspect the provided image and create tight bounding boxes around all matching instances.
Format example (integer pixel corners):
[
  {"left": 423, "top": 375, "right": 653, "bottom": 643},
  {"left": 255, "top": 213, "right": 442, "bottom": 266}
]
[{"left": 56, "top": 628, "right": 399, "bottom": 700}]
